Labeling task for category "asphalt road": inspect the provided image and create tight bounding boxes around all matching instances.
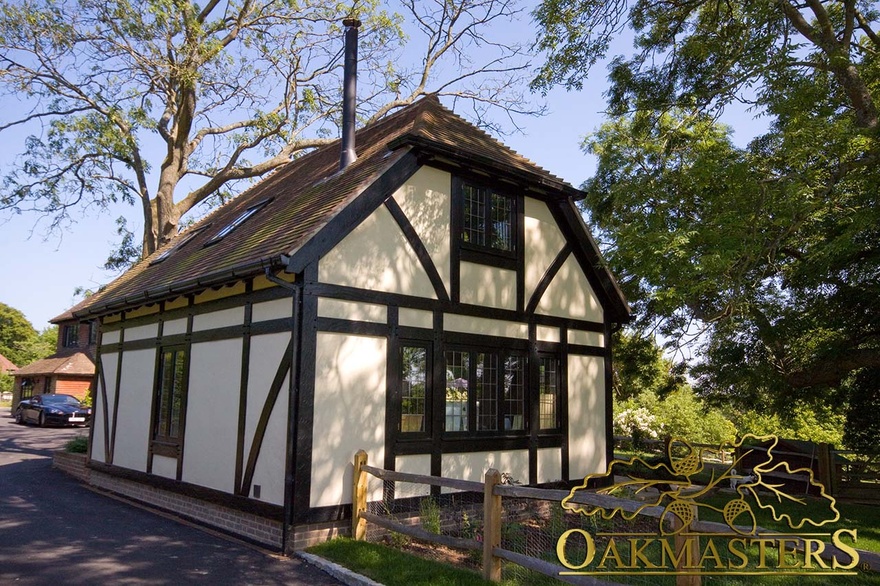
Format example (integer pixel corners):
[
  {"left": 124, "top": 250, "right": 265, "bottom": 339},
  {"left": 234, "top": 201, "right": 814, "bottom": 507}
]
[{"left": 0, "top": 414, "right": 343, "bottom": 585}]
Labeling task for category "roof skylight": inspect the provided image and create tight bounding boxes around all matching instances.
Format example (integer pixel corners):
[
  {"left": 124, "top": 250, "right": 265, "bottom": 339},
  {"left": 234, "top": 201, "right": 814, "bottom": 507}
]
[
  {"left": 150, "top": 225, "right": 211, "bottom": 265},
  {"left": 204, "top": 198, "right": 272, "bottom": 246}
]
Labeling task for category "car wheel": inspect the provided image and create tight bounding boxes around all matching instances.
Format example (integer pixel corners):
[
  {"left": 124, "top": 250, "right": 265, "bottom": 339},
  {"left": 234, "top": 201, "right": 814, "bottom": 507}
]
[
  {"left": 14, "top": 409, "right": 23, "bottom": 424},
  {"left": 38, "top": 412, "right": 45, "bottom": 427}
]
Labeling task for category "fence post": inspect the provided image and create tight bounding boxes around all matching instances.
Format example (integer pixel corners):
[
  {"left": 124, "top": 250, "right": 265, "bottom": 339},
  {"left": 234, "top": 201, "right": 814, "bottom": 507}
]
[
  {"left": 817, "top": 442, "right": 834, "bottom": 495},
  {"left": 483, "top": 468, "right": 502, "bottom": 582},
  {"left": 673, "top": 504, "right": 700, "bottom": 586},
  {"left": 352, "top": 449, "right": 368, "bottom": 541}
]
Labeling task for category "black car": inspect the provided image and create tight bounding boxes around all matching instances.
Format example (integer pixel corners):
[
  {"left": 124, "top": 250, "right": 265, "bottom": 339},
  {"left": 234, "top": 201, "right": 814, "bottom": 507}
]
[{"left": 14, "top": 394, "right": 91, "bottom": 427}]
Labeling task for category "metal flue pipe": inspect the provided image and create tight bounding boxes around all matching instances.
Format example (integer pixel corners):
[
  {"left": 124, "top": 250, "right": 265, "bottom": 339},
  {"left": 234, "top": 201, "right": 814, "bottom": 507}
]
[{"left": 339, "top": 18, "right": 360, "bottom": 170}]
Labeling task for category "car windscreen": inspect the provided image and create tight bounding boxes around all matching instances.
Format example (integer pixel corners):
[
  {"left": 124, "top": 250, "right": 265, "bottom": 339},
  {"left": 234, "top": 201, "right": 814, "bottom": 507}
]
[{"left": 40, "top": 395, "right": 82, "bottom": 406}]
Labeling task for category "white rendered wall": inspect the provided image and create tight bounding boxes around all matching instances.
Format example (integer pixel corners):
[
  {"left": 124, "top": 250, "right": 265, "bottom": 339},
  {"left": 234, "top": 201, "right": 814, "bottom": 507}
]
[
  {"left": 395, "top": 455, "right": 432, "bottom": 498},
  {"left": 244, "top": 332, "right": 291, "bottom": 506},
  {"left": 192, "top": 306, "right": 244, "bottom": 332},
  {"left": 524, "top": 198, "right": 568, "bottom": 302},
  {"left": 102, "top": 330, "right": 121, "bottom": 345},
  {"left": 123, "top": 323, "right": 159, "bottom": 341},
  {"left": 458, "top": 262, "right": 517, "bottom": 310},
  {"left": 151, "top": 454, "right": 178, "bottom": 479},
  {"left": 182, "top": 339, "right": 243, "bottom": 494},
  {"left": 441, "top": 451, "right": 529, "bottom": 488},
  {"left": 399, "top": 308, "right": 433, "bottom": 329},
  {"left": 537, "top": 255, "right": 603, "bottom": 322},
  {"left": 112, "top": 348, "right": 156, "bottom": 472},
  {"left": 318, "top": 298, "right": 387, "bottom": 323},
  {"left": 444, "top": 314, "right": 528, "bottom": 339},
  {"left": 251, "top": 297, "right": 291, "bottom": 323},
  {"left": 90, "top": 352, "right": 118, "bottom": 463},
  {"left": 568, "top": 329, "right": 604, "bottom": 348},
  {"left": 537, "top": 448, "right": 562, "bottom": 484},
  {"left": 319, "top": 205, "right": 437, "bottom": 299},
  {"left": 567, "top": 355, "right": 606, "bottom": 479},
  {"left": 311, "top": 332, "right": 386, "bottom": 508},
  {"left": 163, "top": 318, "right": 187, "bottom": 336},
  {"left": 392, "top": 166, "right": 452, "bottom": 292}
]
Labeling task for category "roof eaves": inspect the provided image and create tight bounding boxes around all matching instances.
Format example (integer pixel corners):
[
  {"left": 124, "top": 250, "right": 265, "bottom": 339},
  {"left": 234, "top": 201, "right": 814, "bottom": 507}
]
[
  {"left": 73, "top": 255, "right": 287, "bottom": 319},
  {"left": 388, "top": 133, "right": 585, "bottom": 200}
]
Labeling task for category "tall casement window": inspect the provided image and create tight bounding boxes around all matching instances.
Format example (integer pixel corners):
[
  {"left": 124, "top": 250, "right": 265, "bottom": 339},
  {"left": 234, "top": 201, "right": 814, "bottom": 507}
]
[
  {"left": 444, "top": 348, "right": 527, "bottom": 434},
  {"left": 538, "top": 355, "right": 560, "bottom": 430},
  {"left": 400, "top": 345, "right": 429, "bottom": 434},
  {"left": 153, "top": 347, "right": 188, "bottom": 456},
  {"left": 62, "top": 324, "right": 78, "bottom": 348}
]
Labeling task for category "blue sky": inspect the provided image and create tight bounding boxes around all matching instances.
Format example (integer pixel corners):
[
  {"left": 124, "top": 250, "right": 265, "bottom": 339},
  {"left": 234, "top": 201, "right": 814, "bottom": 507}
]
[{"left": 0, "top": 2, "right": 767, "bottom": 330}]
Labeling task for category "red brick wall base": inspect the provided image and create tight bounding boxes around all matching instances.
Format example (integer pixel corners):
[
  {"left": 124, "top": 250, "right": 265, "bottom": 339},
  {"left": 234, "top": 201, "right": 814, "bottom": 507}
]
[{"left": 51, "top": 451, "right": 353, "bottom": 552}]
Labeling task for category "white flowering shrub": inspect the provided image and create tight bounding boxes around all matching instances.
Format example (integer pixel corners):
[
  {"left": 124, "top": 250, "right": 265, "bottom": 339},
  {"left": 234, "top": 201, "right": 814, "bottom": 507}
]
[{"left": 614, "top": 407, "right": 662, "bottom": 442}]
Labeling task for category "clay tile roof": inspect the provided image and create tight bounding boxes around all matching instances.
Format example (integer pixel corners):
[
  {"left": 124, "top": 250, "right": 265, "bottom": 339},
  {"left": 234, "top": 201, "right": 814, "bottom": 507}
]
[
  {"left": 13, "top": 352, "right": 94, "bottom": 377},
  {"left": 74, "top": 96, "right": 591, "bottom": 317},
  {"left": 50, "top": 296, "right": 96, "bottom": 324},
  {"left": 0, "top": 353, "right": 17, "bottom": 374}
]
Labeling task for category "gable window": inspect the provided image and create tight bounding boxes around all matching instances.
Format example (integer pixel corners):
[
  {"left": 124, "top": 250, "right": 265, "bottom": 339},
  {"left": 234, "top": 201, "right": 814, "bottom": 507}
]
[
  {"left": 87, "top": 321, "right": 98, "bottom": 345},
  {"left": 62, "top": 324, "right": 78, "bottom": 348},
  {"left": 459, "top": 181, "right": 516, "bottom": 254},
  {"left": 205, "top": 199, "right": 271, "bottom": 246},
  {"left": 152, "top": 346, "right": 188, "bottom": 456}
]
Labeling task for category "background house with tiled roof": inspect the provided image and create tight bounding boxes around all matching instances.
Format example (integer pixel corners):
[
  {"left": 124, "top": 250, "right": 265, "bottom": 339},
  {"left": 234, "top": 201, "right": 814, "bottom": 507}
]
[
  {"left": 73, "top": 93, "right": 630, "bottom": 552},
  {"left": 0, "top": 353, "right": 16, "bottom": 375},
  {"left": 10, "top": 299, "right": 97, "bottom": 409}
]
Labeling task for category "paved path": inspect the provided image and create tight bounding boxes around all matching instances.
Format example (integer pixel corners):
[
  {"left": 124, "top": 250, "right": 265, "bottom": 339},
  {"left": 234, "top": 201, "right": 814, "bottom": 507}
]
[{"left": 0, "top": 415, "right": 343, "bottom": 585}]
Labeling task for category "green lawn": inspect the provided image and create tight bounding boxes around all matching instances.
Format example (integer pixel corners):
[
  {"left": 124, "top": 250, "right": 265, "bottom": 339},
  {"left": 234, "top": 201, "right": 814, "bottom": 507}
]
[
  {"left": 699, "top": 493, "right": 880, "bottom": 554},
  {"left": 307, "top": 539, "right": 496, "bottom": 586}
]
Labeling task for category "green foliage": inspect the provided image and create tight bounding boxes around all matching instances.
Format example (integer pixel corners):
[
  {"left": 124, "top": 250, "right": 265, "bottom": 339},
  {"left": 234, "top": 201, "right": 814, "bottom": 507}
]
[
  {"left": 612, "top": 330, "right": 685, "bottom": 401},
  {"left": 0, "top": 371, "right": 13, "bottom": 393},
  {"left": 842, "top": 368, "right": 880, "bottom": 451},
  {"left": 65, "top": 435, "right": 88, "bottom": 454},
  {"left": 616, "top": 387, "right": 736, "bottom": 445},
  {"left": 533, "top": 1, "right": 880, "bottom": 435},
  {"left": 732, "top": 402, "right": 845, "bottom": 446},
  {"left": 0, "top": 0, "right": 537, "bottom": 262},
  {"left": 419, "top": 497, "right": 441, "bottom": 535},
  {"left": 0, "top": 302, "right": 55, "bottom": 366},
  {"left": 306, "top": 538, "right": 493, "bottom": 586}
]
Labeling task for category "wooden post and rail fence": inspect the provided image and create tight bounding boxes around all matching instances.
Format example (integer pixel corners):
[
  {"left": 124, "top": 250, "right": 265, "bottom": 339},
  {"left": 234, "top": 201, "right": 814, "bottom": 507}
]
[
  {"left": 616, "top": 436, "right": 880, "bottom": 504},
  {"left": 351, "top": 449, "right": 703, "bottom": 585}
]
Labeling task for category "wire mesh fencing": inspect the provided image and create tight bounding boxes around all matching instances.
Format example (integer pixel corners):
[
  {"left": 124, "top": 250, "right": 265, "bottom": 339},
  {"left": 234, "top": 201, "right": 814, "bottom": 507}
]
[{"left": 354, "top": 454, "right": 668, "bottom": 585}]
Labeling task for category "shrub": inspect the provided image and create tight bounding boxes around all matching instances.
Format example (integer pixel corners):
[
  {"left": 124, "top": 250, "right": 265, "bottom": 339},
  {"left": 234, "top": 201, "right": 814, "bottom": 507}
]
[
  {"left": 419, "top": 497, "right": 441, "bottom": 535},
  {"left": 65, "top": 435, "right": 88, "bottom": 454}
]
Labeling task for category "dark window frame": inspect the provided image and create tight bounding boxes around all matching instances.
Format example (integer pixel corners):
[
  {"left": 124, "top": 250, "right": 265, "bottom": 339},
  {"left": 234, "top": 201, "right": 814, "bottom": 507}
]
[
  {"left": 204, "top": 198, "right": 272, "bottom": 247},
  {"left": 398, "top": 342, "right": 432, "bottom": 437},
  {"left": 62, "top": 324, "right": 79, "bottom": 348},
  {"left": 151, "top": 345, "right": 189, "bottom": 457},
  {"left": 150, "top": 224, "right": 212, "bottom": 264},
  {"left": 443, "top": 345, "right": 530, "bottom": 436},
  {"left": 453, "top": 177, "right": 518, "bottom": 268},
  {"left": 20, "top": 377, "right": 35, "bottom": 400},
  {"left": 538, "top": 353, "right": 561, "bottom": 431}
]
